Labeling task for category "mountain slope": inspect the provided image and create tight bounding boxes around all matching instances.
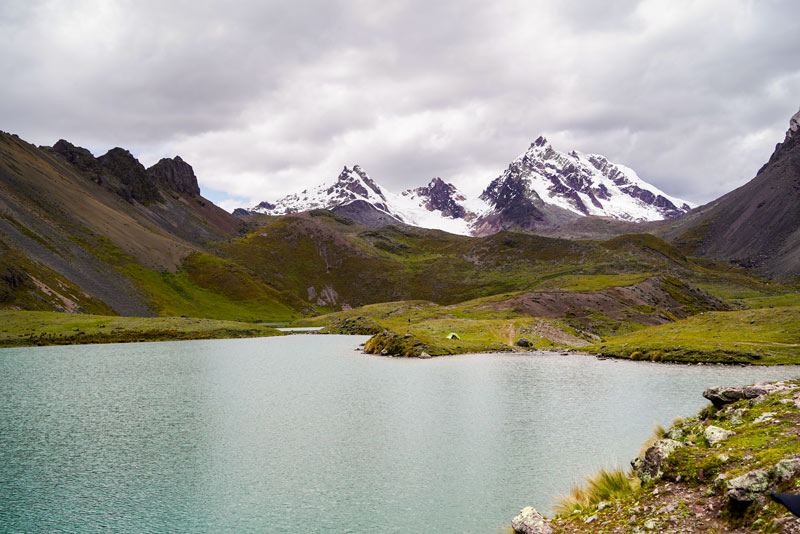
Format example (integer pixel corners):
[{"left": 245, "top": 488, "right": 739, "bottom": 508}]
[
  {"left": 0, "top": 131, "right": 295, "bottom": 318},
  {"left": 668, "top": 109, "right": 800, "bottom": 277}
]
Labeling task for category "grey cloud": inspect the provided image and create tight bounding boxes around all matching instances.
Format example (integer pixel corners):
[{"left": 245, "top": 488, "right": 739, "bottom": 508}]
[{"left": 1, "top": 0, "right": 800, "bottom": 209}]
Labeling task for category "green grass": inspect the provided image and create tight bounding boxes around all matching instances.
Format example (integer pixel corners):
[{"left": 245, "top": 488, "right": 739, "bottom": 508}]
[
  {"left": 122, "top": 262, "right": 298, "bottom": 322},
  {"left": 593, "top": 306, "right": 800, "bottom": 364},
  {"left": 742, "top": 292, "right": 800, "bottom": 309},
  {"left": 533, "top": 273, "right": 652, "bottom": 291},
  {"left": 0, "top": 310, "right": 284, "bottom": 347}
]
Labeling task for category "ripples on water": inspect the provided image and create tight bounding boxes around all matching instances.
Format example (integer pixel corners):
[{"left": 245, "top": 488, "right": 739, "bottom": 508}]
[{"left": 1, "top": 336, "right": 798, "bottom": 533}]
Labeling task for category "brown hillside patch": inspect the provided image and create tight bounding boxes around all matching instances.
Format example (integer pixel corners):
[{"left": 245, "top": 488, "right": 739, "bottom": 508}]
[{"left": 486, "top": 277, "right": 728, "bottom": 331}]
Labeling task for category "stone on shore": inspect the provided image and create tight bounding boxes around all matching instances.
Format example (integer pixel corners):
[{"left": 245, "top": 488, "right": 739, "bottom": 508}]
[
  {"left": 511, "top": 507, "right": 552, "bottom": 534},
  {"left": 515, "top": 337, "right": 532, "bottom": 348},
  {"left": 703, "top": 385, "right": 769, "bottom": 408},
  {"left": 631, "top": 439, "right": 685, "bottom": 482},
  {"left": 704, "top": 425, "right": 735, "bottom": 446}
]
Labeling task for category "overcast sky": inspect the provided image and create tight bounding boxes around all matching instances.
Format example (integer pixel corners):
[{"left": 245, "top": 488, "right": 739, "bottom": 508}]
[{"left": 2, "top": 0, "right": 799, "bottom": 211}]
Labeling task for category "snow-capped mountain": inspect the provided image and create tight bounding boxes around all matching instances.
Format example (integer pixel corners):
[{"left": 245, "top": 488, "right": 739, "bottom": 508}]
[
  {"left": 246, "top": 137, "right": 692, "bottom": 236},
  {"left": 483, "top": 136, "right": 689, "bottom": 217},
  {"left": 250, "top": 166, "right": 484, "bottom": 234}
]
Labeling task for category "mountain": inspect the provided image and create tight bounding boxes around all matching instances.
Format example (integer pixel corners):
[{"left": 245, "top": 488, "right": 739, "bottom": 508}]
[
  {"left": 0, "top": 131, "right": 300, "bottom": 319},
  {"left": 249, "top": 165, "right": 487, "bottom": 234},
  {"left": 667, "top": 108, "right": 800, "bottom": 277},
  {"left": 473, "top": 136, "right": 692, "bottom": 235},
  {"left": 246, "top": 137, "right": 691, "bottom": 236}
]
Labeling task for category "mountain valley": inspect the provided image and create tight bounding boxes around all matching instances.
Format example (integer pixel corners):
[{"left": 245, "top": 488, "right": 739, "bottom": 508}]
[{"left": 0, "top": 109, "right": 798, "bottom": 364}]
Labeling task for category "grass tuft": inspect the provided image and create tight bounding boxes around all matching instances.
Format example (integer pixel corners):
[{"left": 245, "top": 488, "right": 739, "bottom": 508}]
[{"left": 554, "top": 467, "right": 637, "bottom": 515}]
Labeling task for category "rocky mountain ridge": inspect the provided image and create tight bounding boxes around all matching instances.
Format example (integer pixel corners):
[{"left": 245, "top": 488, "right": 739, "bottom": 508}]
[
  {"left": 250, "top": 165, "right": 487, "bottom": 234},
  {"left": 664, "top": 106, "right": 800, "bottom": 277},
  {"left": 245, "top": 137, "right": 692, "bottom": 236}
]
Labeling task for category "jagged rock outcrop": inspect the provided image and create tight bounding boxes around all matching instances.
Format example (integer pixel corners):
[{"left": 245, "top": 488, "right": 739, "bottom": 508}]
[
  {"left": 146, "top": 156, "right": 201, "bottom": 196},
  {"left": 49, "top": 139, "right": 102, "bottom": 178},
  {"left": 97, "top": 147, "right": 162, "bottom": 205},
  {"left": 408, "top": 177, "right": 468, "bottom": 219}
]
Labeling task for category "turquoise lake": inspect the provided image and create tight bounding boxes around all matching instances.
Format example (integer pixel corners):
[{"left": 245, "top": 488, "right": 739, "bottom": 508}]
[{"left": 1, "top": 335, "right": 799, "bottom": 533}]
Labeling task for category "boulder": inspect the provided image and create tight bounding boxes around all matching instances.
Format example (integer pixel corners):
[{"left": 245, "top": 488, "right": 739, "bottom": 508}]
[
  {"left": 771, "top": 457, "right": 800, "bottom": 482},
  {"left": 704, "top": 425, "right": 735, "bottom": 446},
  {"left": 511, "top": 507, "right": 552, "bottom": 534},
  {"left": 632, "top": 439, "right": 685, "bottom": 482},
  {"left": 704, "top": 386, "right": 765, "bottom": 408},
  {"left": 753, "top": 412, "right": 775, "bottom": 424},
  {"left": 515, "top": 337, "right": 532, "bottom": 348},
  {"left": 702, "top": 384, "right": 782, "bottom": 408},
  {"left": 726, "top": 469, "right": 771, "bottom": 502}
]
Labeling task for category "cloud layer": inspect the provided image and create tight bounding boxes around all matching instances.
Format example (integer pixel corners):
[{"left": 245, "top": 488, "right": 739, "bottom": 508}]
[{"left": 2, "top": 0, "right": 800, "bottom": 211}]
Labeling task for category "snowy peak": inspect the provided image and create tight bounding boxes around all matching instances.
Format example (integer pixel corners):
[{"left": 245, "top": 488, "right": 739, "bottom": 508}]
[
  {"left": 403, "top": 177, "right": 469, "bottom": 220},
  {"left": 394, "top": 178, "right": 489, "bottom": 233},
  {"left": 251, "top": 165, "right": 390, "bottom": 215},
  {"left": 482, "top": 138, "right": 692, "bottom": 222}
]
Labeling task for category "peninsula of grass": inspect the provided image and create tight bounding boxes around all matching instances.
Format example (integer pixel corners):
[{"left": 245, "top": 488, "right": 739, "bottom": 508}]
[
  {"left": 0, "top": 310, "right": 284, "bottom": 348},
  {"left": 592, "top": 305, "right": 800, "bottom": 365},
  {"left": 293, "top": 298, "right": 590, "bottom": 356}
]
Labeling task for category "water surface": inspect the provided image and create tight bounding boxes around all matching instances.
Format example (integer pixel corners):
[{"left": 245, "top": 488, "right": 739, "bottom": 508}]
[{"left": 1, "top": 336, "right": 798, "bottom": 533}]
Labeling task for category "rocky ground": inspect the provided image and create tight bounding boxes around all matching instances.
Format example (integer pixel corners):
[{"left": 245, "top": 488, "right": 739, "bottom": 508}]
[{"left": 513, "top": 380, "right": 800, "bottom": 534}]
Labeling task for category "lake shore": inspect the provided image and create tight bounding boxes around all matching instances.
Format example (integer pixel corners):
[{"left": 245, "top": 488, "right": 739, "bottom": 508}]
[
  {"left": 511, "top": 379, "right": 800, "bottom": 533},
  {"left": 0, "top": 310, "right": 283, "bottom": 348}
]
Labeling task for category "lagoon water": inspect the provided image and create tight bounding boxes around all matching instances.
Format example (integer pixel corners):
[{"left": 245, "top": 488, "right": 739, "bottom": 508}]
[{"left": 1, "top": 335, "right": 799, "bottom": 533}]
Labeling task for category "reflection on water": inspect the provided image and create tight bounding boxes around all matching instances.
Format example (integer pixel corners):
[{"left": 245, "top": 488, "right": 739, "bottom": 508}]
[{"left": 1, "top": 336, "right": 798, "bottom": 533}]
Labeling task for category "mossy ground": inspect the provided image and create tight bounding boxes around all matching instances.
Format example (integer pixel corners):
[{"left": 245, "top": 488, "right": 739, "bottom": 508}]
[
  {"left": 545, "top": 379, "right": 800, "bottom": 534},
  {"left": 0, "top": 310, "right": 283, "bottom": 347},
  {"left": 592, "top": 304, "right": 800, "bottom": 365}
]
